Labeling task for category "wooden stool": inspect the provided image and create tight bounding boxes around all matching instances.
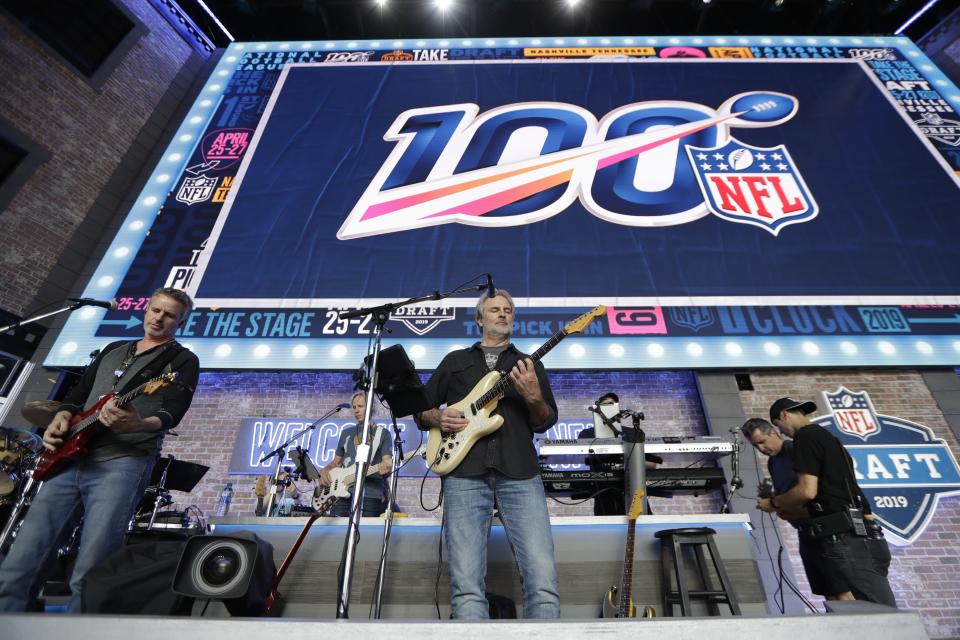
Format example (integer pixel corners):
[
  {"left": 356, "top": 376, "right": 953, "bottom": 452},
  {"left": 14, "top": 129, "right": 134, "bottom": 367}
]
[{"left": 654, "top": 527, "right": 741, "bottom": 617}]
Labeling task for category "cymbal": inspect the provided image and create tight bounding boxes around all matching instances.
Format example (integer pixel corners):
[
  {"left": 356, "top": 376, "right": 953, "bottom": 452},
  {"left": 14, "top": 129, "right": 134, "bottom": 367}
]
[
  {"left": 0, "top": 427, "right": 42, "bottom": 451},
  {"left": 21, "top": 400, "right": 60, "bottom": 428}
]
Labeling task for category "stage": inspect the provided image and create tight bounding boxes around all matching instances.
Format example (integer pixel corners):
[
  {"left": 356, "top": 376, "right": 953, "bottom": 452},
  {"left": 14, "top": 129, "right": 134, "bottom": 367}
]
[
  {"left": 205, "top": 513, "right": 763, "bottom": 619},
  {"left": 2, "top": 611, "right": 929, "bottom": 640}
]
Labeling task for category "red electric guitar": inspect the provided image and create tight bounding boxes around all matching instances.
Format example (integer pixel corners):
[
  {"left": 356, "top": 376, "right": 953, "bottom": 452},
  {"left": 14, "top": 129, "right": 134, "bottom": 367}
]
[{"left": 32, "top": 372, "right": 179, "bottom": 482}]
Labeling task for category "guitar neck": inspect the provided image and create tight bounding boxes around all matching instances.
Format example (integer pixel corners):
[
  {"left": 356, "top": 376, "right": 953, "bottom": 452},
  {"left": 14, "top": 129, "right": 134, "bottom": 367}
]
[
  {"left": 473, "top": 328, "right": 568, "bottom": 409},
  {"left": 71, "top": 380, "right": 152, "bottom": 434},
  {"left": 618, "top": 519, "right": 637, "bottom": 617}
]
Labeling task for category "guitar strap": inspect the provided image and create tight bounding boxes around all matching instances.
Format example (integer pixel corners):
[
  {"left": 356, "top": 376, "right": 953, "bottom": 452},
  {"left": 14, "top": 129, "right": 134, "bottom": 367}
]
[{"left": 116, "top": 342, "right": 188, "bottom": 397}]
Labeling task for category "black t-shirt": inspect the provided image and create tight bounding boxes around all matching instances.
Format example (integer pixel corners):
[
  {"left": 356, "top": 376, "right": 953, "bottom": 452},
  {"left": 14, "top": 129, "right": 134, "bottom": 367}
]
[
  {"left": 792, "top": 424, "right": 872, "bottom": 515},
  {"left": 420, "top": 342, "right": 558, "bottom": 480}
]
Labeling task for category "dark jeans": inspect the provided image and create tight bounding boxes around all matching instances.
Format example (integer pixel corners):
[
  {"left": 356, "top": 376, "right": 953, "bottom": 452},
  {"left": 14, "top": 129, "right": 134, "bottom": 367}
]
[
  {"left": 801, "top": 531, "right": 896, "bottom": 607},
  {"left": 329, "top": 493, "right": 386, "bottom": 517}
]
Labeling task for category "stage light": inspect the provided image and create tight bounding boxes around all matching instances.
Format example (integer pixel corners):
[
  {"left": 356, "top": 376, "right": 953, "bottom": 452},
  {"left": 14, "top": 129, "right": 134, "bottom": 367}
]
[
  {"left": 292, "top": 344, "right": 309, "bottom": 358},
  {"left": 410, "top": 344, "right": 426, "bottom": 359},
  {"left": 647, "top": 343, "right": 664, "bottom": 358},
  {"left": 167, "top": 153, "right": 182, "bottom": 162},
  {"left": 331, "top": 344, "right": 348, "bottom": 358},
  {"left": 156, "top": 174, "right": 171, "bottom": 183},
  {"left": 448, "top": 344, "right": 464, "bottom": 352},
  {"left": 725, "top": 342, "right": 743, "bottom": 357},
  {"left": 215, "top": 345, "right": 232, "bottom": 357},
  {"left": 763, "top": 342, "right": 781, "bottom": 356},
  {"left": 566, "top": 0, "right": 581, "bottom": 8},
  {"left": 178, "top": 134, "right": 193, "bottom": 142},
  {"left": 896, "top": 1, "right": 941, "bottom": 35},
  {"left": 193, "top": 0, "right": 235, "bottom": 41},
  {"left": 686, "top": 342, "right": 703, "bottom": 357},
  {"left": 568, "top": 343, "right": 585, "bottom": 358},
  {"left": 802, "top": 341, "right": 820, "bottom": 356},
  {"left": 60, "top": 342, "right": 78, "bottom": 355},
  {"left": 953, "top": 341, "right": 960, "bottom": 353},
  {"left": 113, "top": 247, "right": 130, "bottom": 258},
  {"left": 143, "top": 196, "right": 158, "bottom": 206},
  {"left": 878, "top": 341, "right": 896, "bottom": 355},
  {"left": 915, "top": 341, "right": 933, "bottom": 355},
  {"left": 435, "top": 0, "right": 453, "bottom": 11},
  {"left": 253, "top": 344, "right": 270, "bottom": 358},
  {"left": 80, "top": 307, "right": 96, "bottom": 320},
  {"left": 840, "top": 341, "right": 858, "bottom": 355},
  {"left": 608, "top": 343, "right": 624, "bottom": 357},
  {"left": 129, "top": 220, "right": 144, "bottom": 230},
  {"left": 375, "top": 0, "right": 387, "bottom": 6},
  {"left": 97, "top": 276, "right": 114, "bottom": 288}
]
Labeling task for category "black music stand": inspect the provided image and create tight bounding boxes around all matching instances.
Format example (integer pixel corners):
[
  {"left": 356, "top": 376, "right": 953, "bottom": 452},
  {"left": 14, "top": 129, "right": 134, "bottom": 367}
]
[
  {"left": 367, "top": 345, "right": 431, "bottom": 419},
  {"left": 150, "top": 456, "right": 209, "bottom": 493},
  {"left": 289, "top": 448, "right": 320, "bottom": 483},
  {"left": 140, "top": 456, "right": 209, "bottom": 531}
]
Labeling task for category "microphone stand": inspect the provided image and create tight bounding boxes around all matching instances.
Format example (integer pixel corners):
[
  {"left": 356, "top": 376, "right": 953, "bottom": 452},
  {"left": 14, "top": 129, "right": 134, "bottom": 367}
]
[
  {"left": 0, "top": 300, "right": 100, "bottom": 334},
  {"left": 370, "top": 412, "right": 405, "bottom": 619},
  {"left": 259, "top": 404, "right": 346, "bottom": 517},
  {"left": 335, "top": 279, "right": 488, "bottom": 619},
  {"left": 721, "top": 431, "right": 744, "bottom": 514}
]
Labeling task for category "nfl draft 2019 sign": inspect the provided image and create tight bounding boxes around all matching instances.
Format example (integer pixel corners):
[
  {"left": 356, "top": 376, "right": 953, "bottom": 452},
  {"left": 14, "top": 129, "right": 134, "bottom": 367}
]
[
  {"left": 47, "top": 36, "right": 960, "bottom": 369},
  {"left": 813, "top": 387, "right": 960, "bottom": 545}
]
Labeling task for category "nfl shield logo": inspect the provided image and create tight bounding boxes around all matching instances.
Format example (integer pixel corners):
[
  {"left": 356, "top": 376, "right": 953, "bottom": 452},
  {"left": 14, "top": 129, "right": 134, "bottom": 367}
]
[
  {"left": 824, "top": 387, "right": 881, "bottom": 441},
  {"left": 176, "top": 174, "right": 218, "bottom": 205},
  {"left": 668, "top": 307, "right": 714, "bottom": 332},
  {"left": 685, "top": 139, "right": 818, "bottom": 236}
]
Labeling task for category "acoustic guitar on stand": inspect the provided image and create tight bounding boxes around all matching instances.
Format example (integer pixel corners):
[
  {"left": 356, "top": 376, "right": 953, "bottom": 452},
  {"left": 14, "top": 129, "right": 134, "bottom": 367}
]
[{"left": 425, "top": 305, "right": 605, "bottom": 475}]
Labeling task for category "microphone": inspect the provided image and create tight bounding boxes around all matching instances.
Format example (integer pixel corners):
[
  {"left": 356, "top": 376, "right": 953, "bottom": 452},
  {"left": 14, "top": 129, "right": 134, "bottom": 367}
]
[
  {"left": 486, "top": 274, "right": 496, "bottom": 298},
  {"left": 587, "top": 404, "right": 599, "bottom": 413},
  {"left": 336, "top": 402, "right": 352, "bottom": 409},
  {"left": 69, "top": 297, "right": 118, "bottom": 310}
]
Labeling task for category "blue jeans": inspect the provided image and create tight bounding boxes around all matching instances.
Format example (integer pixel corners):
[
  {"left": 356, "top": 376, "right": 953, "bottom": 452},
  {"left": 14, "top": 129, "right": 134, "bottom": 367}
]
[
  {"left": 441, "top": 472, "right": 560, "bottom": 619},
  {"left": 0, "top": 455, "right": 154, "bottom": 613},
  {"left": 329, "top": 492, "right": 386, "bottom": 517}
]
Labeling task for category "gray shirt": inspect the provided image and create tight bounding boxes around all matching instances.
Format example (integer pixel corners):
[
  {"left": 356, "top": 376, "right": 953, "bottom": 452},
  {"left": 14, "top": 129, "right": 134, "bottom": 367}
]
[{"left": 60, "top": 340, "right": 199, "bottom": 462}]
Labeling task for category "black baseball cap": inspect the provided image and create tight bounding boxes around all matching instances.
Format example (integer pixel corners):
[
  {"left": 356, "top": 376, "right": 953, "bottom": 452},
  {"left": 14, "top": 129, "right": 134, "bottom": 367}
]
[
  {"left": 769, "top": 397, "right": 817, "bottom": 422},
  {"left": 597, "top": 392, "right": 619, "bottom": 404}
]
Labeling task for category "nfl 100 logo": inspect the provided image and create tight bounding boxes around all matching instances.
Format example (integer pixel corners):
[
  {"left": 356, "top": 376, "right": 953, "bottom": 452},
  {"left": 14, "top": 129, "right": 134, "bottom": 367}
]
[{"left": 812, "top": 387, "right": 960, "bottom": 545}]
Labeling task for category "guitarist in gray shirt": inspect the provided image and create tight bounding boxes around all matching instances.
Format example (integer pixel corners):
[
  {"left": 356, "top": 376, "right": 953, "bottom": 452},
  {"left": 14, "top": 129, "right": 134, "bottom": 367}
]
[
  {"left": 0, "top": 287, "right": 199, "bottom": 614},
  {"left": 417, "top": 289, "right": 560, "bottom": 619}
]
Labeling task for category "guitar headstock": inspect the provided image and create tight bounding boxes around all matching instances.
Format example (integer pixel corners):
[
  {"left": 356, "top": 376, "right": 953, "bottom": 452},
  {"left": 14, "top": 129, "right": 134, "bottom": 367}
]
[
  {"left": 628, "top": 489, "right": 645, "bottom": 520},
  {"left": 144, "top": 372, "right": 179, "bottom": 395},
  {"left": 563, "top": 305, "right": 606, "bottom": 335}
]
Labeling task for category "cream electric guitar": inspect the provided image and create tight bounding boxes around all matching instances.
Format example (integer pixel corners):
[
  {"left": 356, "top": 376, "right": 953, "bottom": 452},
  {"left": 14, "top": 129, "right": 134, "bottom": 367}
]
[
  {"left": 425, "top": 306, "right": 606, "bottom": 475},
  {"left": 312, "top": 443, "right": 427, "bottom": 514}
]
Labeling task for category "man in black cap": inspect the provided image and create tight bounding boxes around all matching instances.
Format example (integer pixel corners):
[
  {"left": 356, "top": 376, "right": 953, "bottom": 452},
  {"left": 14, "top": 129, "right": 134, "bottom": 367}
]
[{"left": 758, "top": 397, "right": 896, "bottom": 607}]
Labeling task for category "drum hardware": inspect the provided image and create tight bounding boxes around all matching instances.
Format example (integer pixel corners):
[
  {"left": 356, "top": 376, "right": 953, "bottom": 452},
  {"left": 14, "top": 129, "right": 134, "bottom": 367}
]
[
  {"left": 128, "top": 455, "right": 208, "bottom": 535},
  {"left": 0, "top": 426, "right": 43, "bottom": 554}
]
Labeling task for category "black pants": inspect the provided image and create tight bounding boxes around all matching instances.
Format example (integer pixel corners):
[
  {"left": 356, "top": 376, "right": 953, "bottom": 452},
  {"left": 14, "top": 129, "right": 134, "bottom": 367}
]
[{"left": 799, "top": 532, "right": 896, "bottom": 607}]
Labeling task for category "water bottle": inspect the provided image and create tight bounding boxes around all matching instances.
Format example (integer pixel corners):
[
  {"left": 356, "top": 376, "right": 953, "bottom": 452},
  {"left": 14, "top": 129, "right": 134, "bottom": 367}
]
[{"left": 215, "top": 482, "right": 234, "bottom": 516}]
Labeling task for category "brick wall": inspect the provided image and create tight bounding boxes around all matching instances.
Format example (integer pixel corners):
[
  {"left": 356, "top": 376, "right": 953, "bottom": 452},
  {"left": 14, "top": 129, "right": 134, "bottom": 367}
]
[
  {"left": 739, "top": 370, "right": 960, "bottom": 639},
  {"left": 0, "top": 1, "right": 198, "bottom": 315},
  {"left": 160, "top": 369, "right": 717, "bottom": 520}
]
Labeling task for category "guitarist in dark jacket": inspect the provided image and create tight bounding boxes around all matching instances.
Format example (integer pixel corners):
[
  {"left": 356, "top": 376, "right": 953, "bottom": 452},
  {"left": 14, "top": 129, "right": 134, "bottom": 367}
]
[
  {"left": 416, "top": 289, "right": 561, "bottom": 619},
  {"left": 0, "top": 287, "right": 199, "bottom": 613}
]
